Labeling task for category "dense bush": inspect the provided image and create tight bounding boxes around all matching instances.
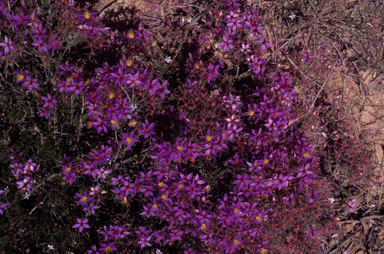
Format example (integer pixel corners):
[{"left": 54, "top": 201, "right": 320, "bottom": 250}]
[{"left": 0, "top": 0, "right": 371, "bottom": 253}]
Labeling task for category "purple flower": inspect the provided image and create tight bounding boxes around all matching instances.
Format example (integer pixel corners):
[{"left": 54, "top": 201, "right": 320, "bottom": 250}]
[
  {"left": 296, "top": 164, "right": 313, "bottom": 178},
  {"left": 302, "top": 49, "right": 315, "bottom": 64},
  {"left": 0, "top": 202, "right": 7, "bottom": 215},
  {"left": 30, "top": 23, "right": 47, "bottom": 41},
  {"left": 72, "top": 218, "right": 91, "bottom": 232},
  {"left": 143, "top": 78, "right": 159, "bottom": 96},
  {"left": 0, "top": 36, "right": 16, "bottom": 55},
  {"left": 84, "top": 162, "right": 99, "bottom": 179},
  {"left": 156, "top": 80, "right": 170, "bottom": 101},
  {"left": 37, "top": 107, "right": 50, "bottom": 119},
  {"left": 217, "top": 35, "right": 234, "bottom": 53},
  {"left": 138, "top": 123, "right": 156, "bottom": 139},
  {"left": 75, "top": 191, "right": 93, "bottom": 207},
  {"left": 22, "top": 76, "right": 40, "bottom": 92},
  {"left": 184, "top": 248, "right": 196, "bottom": 254},
  {"left": 304, "top": 188, "right": 320, "bottom": 204},
  {"left": 226, "top": 124, "right": 243, "bottom": 140},
  {"left": 41, "top": 93, "right": 57, "bottom": 110},
  {"left": 137, "top": 29, "right": 151, "bottom": 43},
  {"left": 298, "top": 176, "right": 313, "bottom": 191},
  {"left": 72, "top": 80, "right": 83, "bottom": 95},
  {"left": 99, "top": 242, "right": 118, "bottom": 252},
  {"left": 18, "top": 10, "right": 29, "bottom": 26},
  {"left": 83, "top": 202, "right": 101, "bottom": 215},
  {"left": 138, "top": 236, "right": 152, "bottom": 249},
  {"left": 8, "top": 12, "right": 20, "bottom": 29},
  {"left": 169, "top": 229, "right": 183, "bottom": 243},
  {"left": 110, "top": 67, "right": 129, "bottom": 87},
  {"left": 87, "top": 246, "right": 100, "bottom": 254},
  {"left": 305, "top": 229, "right": 320, "bottom": 239},
  {"left": 207, "top": 63, "right": 221, "bottom": 80},
  {"left": 32, "top": 38, "right": 48, "bottom": 52},
  {"left": 255, "top": 34, "right": 271, "bottom": 52},
  {"left": 225, "top": 93, "right": 242, "bottom": 111},
  {"left": 227, "top": 17, "right": 243, "bottom": 29},
  {"left": 273, "top": 174, "right": 290, "bottom": 190},
  {"left": 126, "top": 71, "right": 142, "bottom": 88},
  {"left": 240, "top": 43, "right": 251, "bottom": 54},
  {"left": 58, "top": 61, "right": 75, "bottom": 76},
  {"left": 48, "top": 35, "right": 62, "bottom": 51},
  {"left": 93, "top": 117, "right": 109, "bottom": 133},
  {"left": 95, "top": 168, "right": 111, "bottom": 180},
  {"left": 225, "top": 10, "right": 239, "bottom": 20},
  {"left": 347, "top": 199, "right": 357, "bottom": 213},
  {"left": 119, "top": 130, "right": 139, "bottom": 149},
  {"left": 57, "top": 80, "right": 73, "bottom": 93},
  {"left": 77, "top": 9, "right": 97, "bottom": 23}
]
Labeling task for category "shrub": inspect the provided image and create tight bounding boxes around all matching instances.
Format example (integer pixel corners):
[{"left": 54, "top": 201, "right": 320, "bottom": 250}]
[{"left": 0, "top": 0, "right": 369, "bottom": 253}]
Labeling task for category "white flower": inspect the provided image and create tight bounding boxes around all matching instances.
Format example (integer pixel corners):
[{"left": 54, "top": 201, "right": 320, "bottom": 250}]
[
  {"left": 47, "top": 244, "right": 55, "bottom": 250},
  {"left": 331, "top": 234, "right": 338, "bottom": 238},
  {"left": 156, "top": 249, "right": 163, "bottom": 254},
  {"left": 187, "top": 17, "right": 192, "bottom": 23},
  {"left": 289, "top": 13, "right": 296, "bottom": 20},
  {"left": 22, "top": 192, "right": 30, "bottom": 200},
  {"left": 328, "top": 197, "right": 335, "bottom": 204},
  {"left": 165, "top": 56, "right": 172, "bottom": 63},
  {"left": 181, "top": 17, "right": 185, "bottom": 23}
]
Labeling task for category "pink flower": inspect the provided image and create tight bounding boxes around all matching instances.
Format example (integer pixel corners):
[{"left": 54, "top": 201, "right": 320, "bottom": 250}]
[{"left": 72, "top": 218, "right": 91, "bottom": 232}]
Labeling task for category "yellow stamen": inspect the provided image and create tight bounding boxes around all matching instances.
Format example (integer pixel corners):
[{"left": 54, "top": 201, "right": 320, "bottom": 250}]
[
  {"left": 234, "top": 208, "right": 239, "bottom": 214},
  {"left": 161, "top": 194, "right": 167, "bottom": 200},
  {"left": 17, "top": 74, "right": 24, "bottom": 81},
  {"left": 126, "top": 137, "right": 132, "bottom": 143},
  {"left": 178, "top": 184, "right": 184, "bottom": 189},
  {"left": 122, "top": 196, "right": 127, "bottom": 204},
  {"left": 201, "top": 224, "right": 207, "bottom": 231},
  {"left": 109, "top": 92, "right": 114, "bottom": 99},
  {"left": 256, "top": 216, "right": 262, "bottom": 221},
  {"left": 128, "top": 30, "right": 134, "bottom": 39},
  {"left": 294, "top": 86, "right": 300, "bottom": 93},
  {"left": 152, "top": 204, "right": 158, "bottom": 210},
  {"left": 158, "top": 182, "right": 164, "bottom": 187},
  {"left": 84, "top": 11, "right": 91, "bottom": 19},
  {"left": 177, "top": 146, "right": 182, "bottom": 151},
  {"left": 303, "top": 153, "right": 309, "bottom": 158},
  {"left": 263, "top": 159, "right": 269, "bottom": 164},
  {"left": 65, "top": 167, "right": 71, "bottom": 172},
  {"left": 66, "top": 76, "right": 72, "bottom": 83},
  {"left": 126, "top": 59, "right": 133, "bottom": 67},
  {"left": 248, "top": 111, "right": 254, "bottom": 116},
  {"left": 206, "top": 135, "right": 212, "bottom": 141}
]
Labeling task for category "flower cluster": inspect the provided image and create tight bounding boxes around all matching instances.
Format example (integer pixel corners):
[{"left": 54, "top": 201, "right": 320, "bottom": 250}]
[
  {"left": 9, "top": 150, "right": 39, "bottom": 193},
  {"left": 0, "top": 0, "right": 349, "bottom": 252}
]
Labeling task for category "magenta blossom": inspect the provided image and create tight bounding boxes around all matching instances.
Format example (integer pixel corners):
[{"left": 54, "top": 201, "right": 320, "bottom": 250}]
[
  {"left": 119, "top": 130, "right": 139, "bottom": 149},
  {"left": 72, "top": 218, "right": 91, "bottom": 232},
  {"left": 138, "top": 123, "right": 156, "bottom": 139},
  {"left": 0, "top": 36, "right": 16, "bottom": 54},
  {"left": 41, "top": 93, "right": 58, "bottom": 110},
  {"left": 99, "top": 242, "right": 118, "bottom": 252}
]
